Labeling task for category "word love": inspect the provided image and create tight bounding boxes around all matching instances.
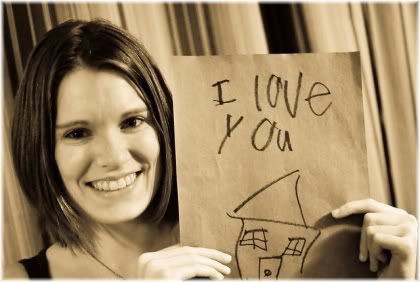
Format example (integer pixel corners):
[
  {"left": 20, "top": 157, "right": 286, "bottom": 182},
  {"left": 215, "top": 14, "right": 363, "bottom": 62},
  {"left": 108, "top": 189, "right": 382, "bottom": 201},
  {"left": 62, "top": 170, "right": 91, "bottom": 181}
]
[{"left": 212, "top": 72, "right": 333, "bottom": 154}]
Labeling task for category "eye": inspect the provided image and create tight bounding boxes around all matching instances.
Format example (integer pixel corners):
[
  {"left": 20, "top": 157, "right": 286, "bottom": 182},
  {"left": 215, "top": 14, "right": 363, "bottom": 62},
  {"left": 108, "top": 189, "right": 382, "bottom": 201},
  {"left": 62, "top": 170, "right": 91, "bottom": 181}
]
[
  {"left": 64, "top": 128, "right": 91, "bottom": 139},
  {"left": 120, "top": 116, "right": 145, "bottom": 130}
]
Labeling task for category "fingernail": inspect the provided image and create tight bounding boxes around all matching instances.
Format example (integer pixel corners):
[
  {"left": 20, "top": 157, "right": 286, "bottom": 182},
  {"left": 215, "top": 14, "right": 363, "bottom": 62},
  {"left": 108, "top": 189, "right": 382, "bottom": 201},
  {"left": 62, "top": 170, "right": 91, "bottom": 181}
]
[
  {"left": 331, "top": 209, "right": 339, "bottom": 218},
  {"left": 224, "top": 254, "right": 232, "bottom": 262},
  {"left": 225, "top": 267, "right": 231, "bottom": 274},
  {"left": 359, "top": 254, "right": 366, "bottom": 262}
]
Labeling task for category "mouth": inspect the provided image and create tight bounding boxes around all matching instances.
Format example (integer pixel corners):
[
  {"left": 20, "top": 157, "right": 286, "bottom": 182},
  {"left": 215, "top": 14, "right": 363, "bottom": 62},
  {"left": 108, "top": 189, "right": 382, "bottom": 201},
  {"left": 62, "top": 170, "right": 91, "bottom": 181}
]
[{"left": 86, "top": 171, "right": 141, "bottom": 192}]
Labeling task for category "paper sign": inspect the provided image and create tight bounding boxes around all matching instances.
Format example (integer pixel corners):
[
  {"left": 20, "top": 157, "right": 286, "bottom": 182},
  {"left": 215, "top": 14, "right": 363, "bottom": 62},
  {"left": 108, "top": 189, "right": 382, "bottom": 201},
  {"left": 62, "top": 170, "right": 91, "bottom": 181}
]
[{"left": 169, "top": 53, "right": 373, "bottom": 278}]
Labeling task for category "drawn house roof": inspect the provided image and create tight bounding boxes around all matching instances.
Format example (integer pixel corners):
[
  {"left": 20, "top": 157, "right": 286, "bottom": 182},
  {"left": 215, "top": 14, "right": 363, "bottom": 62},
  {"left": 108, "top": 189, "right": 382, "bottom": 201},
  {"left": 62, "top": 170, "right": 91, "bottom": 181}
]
[{"left": 232, "top": 169, "right": 307, "bottom": 227}]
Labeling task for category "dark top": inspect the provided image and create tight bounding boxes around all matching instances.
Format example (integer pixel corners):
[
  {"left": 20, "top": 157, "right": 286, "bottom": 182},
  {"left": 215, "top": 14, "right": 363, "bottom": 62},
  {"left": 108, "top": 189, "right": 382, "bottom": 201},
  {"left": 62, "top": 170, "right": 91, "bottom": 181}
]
[{"left": 19, "top": 248, "right": 51, "bottom": 278}]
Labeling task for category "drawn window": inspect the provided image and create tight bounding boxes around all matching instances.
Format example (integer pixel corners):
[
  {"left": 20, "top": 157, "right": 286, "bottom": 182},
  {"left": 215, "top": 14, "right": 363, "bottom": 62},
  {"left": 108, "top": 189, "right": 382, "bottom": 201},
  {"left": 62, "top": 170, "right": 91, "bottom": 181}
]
[
  {"left": 283, "top": 237, "right": 306, "bottom": 256},
  {"left": 239, "top": 228, "right": 268, "bottom": 251}
]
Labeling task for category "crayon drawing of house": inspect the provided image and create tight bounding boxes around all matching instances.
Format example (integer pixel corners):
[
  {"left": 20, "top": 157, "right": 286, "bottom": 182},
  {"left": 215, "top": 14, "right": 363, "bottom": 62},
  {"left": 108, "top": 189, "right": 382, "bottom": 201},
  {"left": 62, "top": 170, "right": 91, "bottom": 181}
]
[{"left": 227, "top": 169, "right": 321, "bottom": 279}]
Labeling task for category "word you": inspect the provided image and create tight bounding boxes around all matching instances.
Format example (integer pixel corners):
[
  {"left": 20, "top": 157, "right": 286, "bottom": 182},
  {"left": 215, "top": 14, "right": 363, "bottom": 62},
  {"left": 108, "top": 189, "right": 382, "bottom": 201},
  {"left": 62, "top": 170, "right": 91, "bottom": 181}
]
[{"left": 212, "top": 72, "right": 332, "bottom": 154}]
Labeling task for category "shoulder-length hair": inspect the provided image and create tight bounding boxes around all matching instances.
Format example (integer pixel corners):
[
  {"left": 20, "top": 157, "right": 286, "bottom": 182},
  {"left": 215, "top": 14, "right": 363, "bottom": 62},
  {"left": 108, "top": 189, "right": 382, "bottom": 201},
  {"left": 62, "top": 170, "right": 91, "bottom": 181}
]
[{"left": 11, "top": 19, "right": 178, "bottom": 253}]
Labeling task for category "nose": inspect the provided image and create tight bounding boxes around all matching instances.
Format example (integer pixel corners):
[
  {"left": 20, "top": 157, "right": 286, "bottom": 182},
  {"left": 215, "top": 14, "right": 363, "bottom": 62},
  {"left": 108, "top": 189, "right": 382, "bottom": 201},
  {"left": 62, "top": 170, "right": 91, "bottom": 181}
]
[{"left": 94, "top": 131, "right": 130, "bottom": 169}]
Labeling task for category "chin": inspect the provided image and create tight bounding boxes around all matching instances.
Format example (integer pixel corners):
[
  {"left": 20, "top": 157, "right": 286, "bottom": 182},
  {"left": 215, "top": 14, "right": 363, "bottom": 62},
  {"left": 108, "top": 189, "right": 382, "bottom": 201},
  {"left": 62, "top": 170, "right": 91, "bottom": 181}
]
[
  {"left": 90, "top": 205, "right": 150, "bottom": 224},
  {"left": 86, "top": 192, "right": 154, "bottom": 225}
]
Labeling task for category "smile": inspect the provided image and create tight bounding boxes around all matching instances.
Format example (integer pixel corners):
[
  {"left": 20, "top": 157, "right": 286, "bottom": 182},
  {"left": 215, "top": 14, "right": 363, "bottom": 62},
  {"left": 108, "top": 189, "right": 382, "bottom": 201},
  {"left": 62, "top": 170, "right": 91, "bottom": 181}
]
[{"left": 88, "top": 172, "right": 140, "bottom": 192}]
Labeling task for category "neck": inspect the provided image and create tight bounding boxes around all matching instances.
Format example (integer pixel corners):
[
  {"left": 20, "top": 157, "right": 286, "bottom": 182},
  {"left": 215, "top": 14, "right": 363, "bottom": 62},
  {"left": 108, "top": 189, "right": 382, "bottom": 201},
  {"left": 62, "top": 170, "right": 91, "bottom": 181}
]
[
  {"left": 97, "top": 220, "right": 161, "bottom": 252},
  {"left": 83, "top": 220, "right": 174, "bottom": 278}
]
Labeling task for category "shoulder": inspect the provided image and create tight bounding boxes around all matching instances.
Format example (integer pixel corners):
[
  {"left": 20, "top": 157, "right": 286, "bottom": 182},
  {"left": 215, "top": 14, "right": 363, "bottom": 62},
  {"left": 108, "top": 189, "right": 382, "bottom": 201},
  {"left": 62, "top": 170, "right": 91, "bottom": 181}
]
[
  {"left": 3, "top": 261, "right": 28, "bottom": 278},
  {"left": 46, "top": 243, "right": 94, "bottom": 278},
  {"left": 46, "top": 243, "right": 74, "bottom": 275}
]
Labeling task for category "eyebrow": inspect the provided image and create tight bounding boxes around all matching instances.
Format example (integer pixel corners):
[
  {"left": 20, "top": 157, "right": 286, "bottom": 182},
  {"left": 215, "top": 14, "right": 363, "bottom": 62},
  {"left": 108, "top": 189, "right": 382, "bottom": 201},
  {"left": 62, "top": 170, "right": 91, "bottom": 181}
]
[
  {"left": 55, "top": 107, "right": 149, "bottom": 130},
  {"left": 56, "top": 121, "right": 89, "bottom": 130},
  {"left": 121, "top": 108, "right": 149, "bottom": 120}
]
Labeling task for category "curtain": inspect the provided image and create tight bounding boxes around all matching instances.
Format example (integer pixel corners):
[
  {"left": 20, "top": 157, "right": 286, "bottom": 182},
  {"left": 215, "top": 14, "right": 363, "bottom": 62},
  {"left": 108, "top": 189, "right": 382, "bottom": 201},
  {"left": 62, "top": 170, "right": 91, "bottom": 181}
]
[
  {"left": 2, "top": 2, "right": 416, "bottom": 266},
  {"left": 296, "top": 3, "right": 417, "bottom": 214}
]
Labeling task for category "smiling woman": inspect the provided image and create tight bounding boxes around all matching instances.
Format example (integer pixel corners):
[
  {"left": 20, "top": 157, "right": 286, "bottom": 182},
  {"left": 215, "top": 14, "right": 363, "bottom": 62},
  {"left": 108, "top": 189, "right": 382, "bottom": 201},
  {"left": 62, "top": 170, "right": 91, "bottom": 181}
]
[
  {"left": 55, "top": 68, "right": 161, "bottom": 225},
  {"left": 6, "top": 19, "right": 232, "bottom": 279}
]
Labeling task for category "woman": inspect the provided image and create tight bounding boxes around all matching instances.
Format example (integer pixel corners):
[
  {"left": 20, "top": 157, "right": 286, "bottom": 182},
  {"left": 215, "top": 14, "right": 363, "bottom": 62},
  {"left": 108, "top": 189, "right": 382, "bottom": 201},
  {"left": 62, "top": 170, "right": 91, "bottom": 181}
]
[{"left": 5, "top": 19, "right": 417, "bottom": 279}]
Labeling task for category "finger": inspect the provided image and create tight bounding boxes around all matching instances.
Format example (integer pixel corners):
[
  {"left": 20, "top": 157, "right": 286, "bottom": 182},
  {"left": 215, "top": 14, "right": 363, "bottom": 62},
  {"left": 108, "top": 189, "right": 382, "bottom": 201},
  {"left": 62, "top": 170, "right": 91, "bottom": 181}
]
[
  {"left": 359, "top": 214, "right": 368, "bottom": 262},
  {"left": 366, "top": 226, "right": 382, "bottom": 272},
  {"left": 176, "top": 265, "right": 225, "bottom": 280},
  {"left": 332, "top": 199, "right": 403, "bottom": 218},
  {"left": 373, "top": 233, "right": 413, "bottom": 259},
  {"left": 359, "top": 213, "right": 384, "bottom": 263},
  {"left": 369, "top": 252, "right": 379, "bottom": 272},
  {"left": 362, "top": 220, "right": 411, "bottom": 265},
  {"left": 366, "top": 225, "right": 403, "bottom": 264},
  {"left": 162, "top": 254, "right": 231, "bottom": 275},
  {"left": 156, "top": 246, "right": 232, "bottom": 264},
  {"left": 360, "top": 213, "right": 398, "bottom": 263},
  {"left": 367, "top": 224, "right": 406, "bottom": 238}
]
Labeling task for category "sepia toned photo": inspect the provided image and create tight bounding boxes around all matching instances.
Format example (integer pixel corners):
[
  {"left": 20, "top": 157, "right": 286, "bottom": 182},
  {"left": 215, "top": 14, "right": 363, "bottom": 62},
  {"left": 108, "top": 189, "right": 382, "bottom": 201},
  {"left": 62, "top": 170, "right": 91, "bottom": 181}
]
[{"left": 2, "top": 2, "right": 417, "bottom": 279}]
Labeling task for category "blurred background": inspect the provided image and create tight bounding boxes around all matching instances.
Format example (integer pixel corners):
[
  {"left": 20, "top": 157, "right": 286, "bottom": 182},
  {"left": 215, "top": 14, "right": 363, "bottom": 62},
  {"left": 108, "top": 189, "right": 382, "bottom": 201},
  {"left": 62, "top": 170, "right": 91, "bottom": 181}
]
[{"left": 2, "top": 2, "right": 417, "bottom": 266}]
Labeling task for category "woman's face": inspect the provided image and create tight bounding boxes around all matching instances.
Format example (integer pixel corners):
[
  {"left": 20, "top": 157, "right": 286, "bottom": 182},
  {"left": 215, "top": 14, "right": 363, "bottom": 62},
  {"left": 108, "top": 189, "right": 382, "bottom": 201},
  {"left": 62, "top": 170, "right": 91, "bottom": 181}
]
[{"left": 55, "top": 67, "right": 161, "bottom": 224}]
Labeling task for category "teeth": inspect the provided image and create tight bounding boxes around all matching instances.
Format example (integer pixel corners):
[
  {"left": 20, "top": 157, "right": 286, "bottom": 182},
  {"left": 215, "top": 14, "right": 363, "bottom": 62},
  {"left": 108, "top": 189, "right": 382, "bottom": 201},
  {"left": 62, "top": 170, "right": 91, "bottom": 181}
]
[
  {"left": 91, "top": 172, "right": 138, "bottom": 191},
  {"left": 109, "top": 181, "right": 118, "bottom": 190},
  {"left": 118, "top": 178, "right": 125, "bottom": 187}
]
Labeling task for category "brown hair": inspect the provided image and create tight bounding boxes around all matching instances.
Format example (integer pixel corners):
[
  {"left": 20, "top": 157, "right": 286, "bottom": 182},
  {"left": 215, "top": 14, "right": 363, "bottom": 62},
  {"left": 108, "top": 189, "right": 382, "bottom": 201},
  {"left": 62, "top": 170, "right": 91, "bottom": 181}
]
[{"left": 11, "top": 19, "right": 178, "bottom": 253}]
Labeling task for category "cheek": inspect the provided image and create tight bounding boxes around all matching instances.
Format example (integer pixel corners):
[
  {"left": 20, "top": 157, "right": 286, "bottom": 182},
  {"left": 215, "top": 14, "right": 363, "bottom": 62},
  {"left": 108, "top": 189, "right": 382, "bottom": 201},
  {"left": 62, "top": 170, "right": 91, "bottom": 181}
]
[
  {"left": 55, "top": 145, "right": 90, "bottom": 187},
  {"left": 129, "top": 129, "right": 162, "bottom": 195},
  {"left": 130, "top": 128, "right": 161, "bottom": 165},
  {"left": 144, "top": 137, "right": 161, "bottom": 163}
]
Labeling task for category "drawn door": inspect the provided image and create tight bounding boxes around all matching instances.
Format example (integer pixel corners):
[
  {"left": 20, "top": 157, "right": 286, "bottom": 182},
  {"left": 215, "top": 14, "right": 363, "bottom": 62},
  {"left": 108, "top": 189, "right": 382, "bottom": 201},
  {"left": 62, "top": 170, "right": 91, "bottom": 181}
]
[{"left": 259, "top": 257, "right": 282, "bottom": 279}]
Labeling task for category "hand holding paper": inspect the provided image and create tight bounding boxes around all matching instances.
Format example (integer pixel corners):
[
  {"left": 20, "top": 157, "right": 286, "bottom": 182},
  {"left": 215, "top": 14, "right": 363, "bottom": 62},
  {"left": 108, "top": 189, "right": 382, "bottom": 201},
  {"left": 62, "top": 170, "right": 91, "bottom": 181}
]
[
  {"left": 137, "top": 245, "right": 231, "bottom": 279},
  {"left": 332, "top": 198, "right": 417, "bottom": 278}
]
